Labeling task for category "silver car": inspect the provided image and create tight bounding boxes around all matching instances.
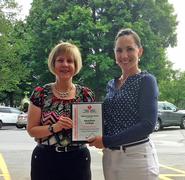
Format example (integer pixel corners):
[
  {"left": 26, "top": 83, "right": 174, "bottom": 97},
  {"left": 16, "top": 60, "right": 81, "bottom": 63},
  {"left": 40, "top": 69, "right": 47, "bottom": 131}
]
[
  {"left": 155, "top": 101, "right": 185, "bottom": 131},
  {"left": 16, "top": 113, "right": 28, "bottom": 129},
  {"left": 0, "top": 106, "right": 22, "bottom": 129}
]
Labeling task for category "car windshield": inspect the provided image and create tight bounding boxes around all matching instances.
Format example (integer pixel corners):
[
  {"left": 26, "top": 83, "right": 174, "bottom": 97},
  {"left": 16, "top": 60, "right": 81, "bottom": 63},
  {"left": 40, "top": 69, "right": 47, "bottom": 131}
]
[
  {"left": 165, "top": 102, "right": 177, "bottom": 111},
  {"left": 158, "top": 102, "right": 177, "bottom": 111},
  {"left": 11, "top": 108, "right": 21, "bottom": 114}
]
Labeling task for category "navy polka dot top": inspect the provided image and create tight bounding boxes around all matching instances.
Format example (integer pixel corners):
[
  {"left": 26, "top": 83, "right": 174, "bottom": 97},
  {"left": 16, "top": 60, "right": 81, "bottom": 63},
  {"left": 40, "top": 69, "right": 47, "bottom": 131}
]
[{"left": 102, "top": 71, "right": 158, "bottom": 148}]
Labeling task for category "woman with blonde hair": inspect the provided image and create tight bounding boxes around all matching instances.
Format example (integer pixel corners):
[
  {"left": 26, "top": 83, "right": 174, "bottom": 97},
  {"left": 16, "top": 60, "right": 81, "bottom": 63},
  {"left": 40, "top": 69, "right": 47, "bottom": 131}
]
[{"left": 27, "top": 42, "right": 95, "bottom": 180}]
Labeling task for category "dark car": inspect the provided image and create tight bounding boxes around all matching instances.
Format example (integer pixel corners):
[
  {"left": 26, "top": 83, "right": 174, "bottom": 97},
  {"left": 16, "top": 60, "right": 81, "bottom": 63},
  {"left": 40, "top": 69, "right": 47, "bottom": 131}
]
[{"left": 155, "top": 101, "right": 185, "bottom": 131}]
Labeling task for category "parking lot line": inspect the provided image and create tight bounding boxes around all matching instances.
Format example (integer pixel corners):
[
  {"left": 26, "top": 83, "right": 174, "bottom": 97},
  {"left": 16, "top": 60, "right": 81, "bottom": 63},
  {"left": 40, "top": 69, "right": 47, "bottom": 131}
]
[
  {"left": 159, "top": 163, "right": 185, "bottom": 180},
  {"left": 0, "top": 154, "right": 11, "bottom": 180},
  {"left": 159, "top": 175, "right": 173, "bottom": 180},
  {"left": 160, "top": 174, "right": 185, "bottom": 180},
  {"left": 160, "top": 163, "right": 185, "bottom": 174}
]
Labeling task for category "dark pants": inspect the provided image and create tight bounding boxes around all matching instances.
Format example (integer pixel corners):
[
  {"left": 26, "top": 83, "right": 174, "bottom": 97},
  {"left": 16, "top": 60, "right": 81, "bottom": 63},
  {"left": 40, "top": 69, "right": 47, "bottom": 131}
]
[{"left": 31, "top": 145, "right": 91, "bottom": 180}]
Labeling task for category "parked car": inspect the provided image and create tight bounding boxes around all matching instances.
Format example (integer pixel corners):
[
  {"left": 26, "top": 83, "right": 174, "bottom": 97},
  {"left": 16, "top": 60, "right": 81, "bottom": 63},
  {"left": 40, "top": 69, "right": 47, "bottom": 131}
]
[
  {"left": 155, "top": 101, "right": 185, "bottom": 131},
  {"left": 16, "top": 113, "right": 28, "bottom": 129},
  {"left": 0, "top": 106, "right": 22, "bottom": 129}
]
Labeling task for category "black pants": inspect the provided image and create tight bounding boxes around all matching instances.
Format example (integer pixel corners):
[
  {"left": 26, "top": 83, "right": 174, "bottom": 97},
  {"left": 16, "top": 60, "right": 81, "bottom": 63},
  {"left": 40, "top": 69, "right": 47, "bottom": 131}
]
[{"left": 31, "top": 145, "right": 91, "bottom": 180}]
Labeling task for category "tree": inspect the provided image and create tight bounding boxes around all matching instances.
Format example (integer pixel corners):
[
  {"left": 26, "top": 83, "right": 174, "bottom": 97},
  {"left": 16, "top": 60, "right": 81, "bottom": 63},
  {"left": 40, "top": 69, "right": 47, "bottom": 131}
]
[
  {"left": 0, "top": 0, "right": 30, "bottom": 106},
  {"left": 159, "top": 71, "right": 185, "bottom": 108},
  {"left": 24, "top": 0, "right": 177, "bottom": 100}
]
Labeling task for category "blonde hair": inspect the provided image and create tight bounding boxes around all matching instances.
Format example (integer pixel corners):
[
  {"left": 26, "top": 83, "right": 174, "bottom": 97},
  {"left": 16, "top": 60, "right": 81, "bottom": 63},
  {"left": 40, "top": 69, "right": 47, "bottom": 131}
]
[{"left": 48, "top": 42, "right": 82, "bottom": 75}]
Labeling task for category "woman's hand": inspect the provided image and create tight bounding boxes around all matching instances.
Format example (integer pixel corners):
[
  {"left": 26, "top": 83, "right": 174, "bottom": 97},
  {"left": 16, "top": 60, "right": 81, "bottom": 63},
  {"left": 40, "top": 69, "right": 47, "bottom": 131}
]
[
  {"left": 53, "top": 116, "right": 73, "bottom": 132},
  {"left": 88, "top": 136, "right": 104, "bottom": 149}
]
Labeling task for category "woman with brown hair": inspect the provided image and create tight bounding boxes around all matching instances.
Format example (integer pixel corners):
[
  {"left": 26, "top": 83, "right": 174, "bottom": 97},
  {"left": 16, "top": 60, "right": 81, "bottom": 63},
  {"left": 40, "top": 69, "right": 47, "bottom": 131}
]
[{"left": 89, "top": 28, "right": 159, "bottom": 180}]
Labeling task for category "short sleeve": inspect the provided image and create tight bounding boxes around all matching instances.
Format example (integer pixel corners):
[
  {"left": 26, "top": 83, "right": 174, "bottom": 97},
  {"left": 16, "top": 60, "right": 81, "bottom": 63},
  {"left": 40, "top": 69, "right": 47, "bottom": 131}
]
[
  {"left": 30, "top": 86, "right": 45, "bottom": 108},
  {"left": 82, "top": 87, "right": 95, "bottom": 102}
]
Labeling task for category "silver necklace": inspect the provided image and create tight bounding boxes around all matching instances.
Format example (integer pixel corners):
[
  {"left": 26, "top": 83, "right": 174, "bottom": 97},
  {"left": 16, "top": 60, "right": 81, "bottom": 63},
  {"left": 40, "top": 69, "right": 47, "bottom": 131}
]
[
  {"left": 54, "top": 84, "right": 73, "bottom": 98},
  {"left": 120, "top": 69, "right": 141, "bottom": 84},
  {"left": 120, "top": 75, "right": 128, "bottom": 83}
]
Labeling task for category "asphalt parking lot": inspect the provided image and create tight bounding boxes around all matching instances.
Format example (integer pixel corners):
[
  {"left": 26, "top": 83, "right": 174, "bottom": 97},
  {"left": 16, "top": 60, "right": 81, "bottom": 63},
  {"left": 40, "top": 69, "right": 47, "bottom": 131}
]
[{"left": 0, "top": 126, "right": 185, "bottom": 180}]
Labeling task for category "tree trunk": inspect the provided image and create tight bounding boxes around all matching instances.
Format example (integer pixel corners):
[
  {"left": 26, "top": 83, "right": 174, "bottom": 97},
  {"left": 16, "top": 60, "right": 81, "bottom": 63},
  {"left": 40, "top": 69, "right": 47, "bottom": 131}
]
[{"left": 7, "top": 92, "right": 14, "bottom": 107}]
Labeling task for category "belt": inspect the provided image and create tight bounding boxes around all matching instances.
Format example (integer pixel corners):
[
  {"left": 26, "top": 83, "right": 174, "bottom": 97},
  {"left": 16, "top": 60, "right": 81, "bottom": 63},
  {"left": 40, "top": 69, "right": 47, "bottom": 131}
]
[
  {"left": 109, "top": 138, "right": 149, "bottom": 151},
  {"left": 38, "top": 144, "right": 86, "bottom": 153}
]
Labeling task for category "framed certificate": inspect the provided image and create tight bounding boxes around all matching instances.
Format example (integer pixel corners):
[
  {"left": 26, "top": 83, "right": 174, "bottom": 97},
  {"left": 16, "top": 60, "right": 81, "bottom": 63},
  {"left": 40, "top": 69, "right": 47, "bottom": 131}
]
[{"left": 72, "top": 102, "right": 103, "bottom": 142}]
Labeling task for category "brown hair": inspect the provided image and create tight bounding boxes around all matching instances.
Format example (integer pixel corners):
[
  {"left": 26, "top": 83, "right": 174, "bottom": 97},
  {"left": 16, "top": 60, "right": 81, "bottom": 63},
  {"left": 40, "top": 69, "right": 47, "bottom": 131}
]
[{"left": 115, "top": 28, "right": 142, "bottom": 48}]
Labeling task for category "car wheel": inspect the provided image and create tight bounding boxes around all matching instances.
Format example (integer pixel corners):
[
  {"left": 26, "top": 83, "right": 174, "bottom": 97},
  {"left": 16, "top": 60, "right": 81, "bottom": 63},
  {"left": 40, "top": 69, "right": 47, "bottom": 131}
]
[
  {"left": 16, "top": 124, "right": 23, "bottom": 129},
  {"left": 154, "top": 119, "right": 161, "bottom": 131},
  {"left": 180, "top": 117, "right": 185, "bottom": 129},
  {"left": 0, "top": 120, "right": 3, "bottom": 129}
]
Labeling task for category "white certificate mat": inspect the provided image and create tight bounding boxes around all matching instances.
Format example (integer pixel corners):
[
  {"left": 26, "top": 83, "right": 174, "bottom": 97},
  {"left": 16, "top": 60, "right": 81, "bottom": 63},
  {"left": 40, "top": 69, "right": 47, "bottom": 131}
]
[{"left": 72, "top": 102, "right": 103, "bottom": 142}]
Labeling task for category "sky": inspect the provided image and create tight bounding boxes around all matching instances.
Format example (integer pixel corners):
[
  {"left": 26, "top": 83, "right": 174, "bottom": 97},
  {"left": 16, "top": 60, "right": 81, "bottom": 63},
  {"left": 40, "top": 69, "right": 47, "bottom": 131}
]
[
  {"left": 15, "top": 0, "right": 185, "bottom": 71},
  {"left": 167, "top": 0, "right": 185, "bottom": 71}
]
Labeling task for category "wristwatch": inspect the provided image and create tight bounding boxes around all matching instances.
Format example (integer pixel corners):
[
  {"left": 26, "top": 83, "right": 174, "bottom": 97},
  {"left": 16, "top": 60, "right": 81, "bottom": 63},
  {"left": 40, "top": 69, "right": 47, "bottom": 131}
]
[{"left": 48, "top": 124, "right": 55, "bottom": 134}]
